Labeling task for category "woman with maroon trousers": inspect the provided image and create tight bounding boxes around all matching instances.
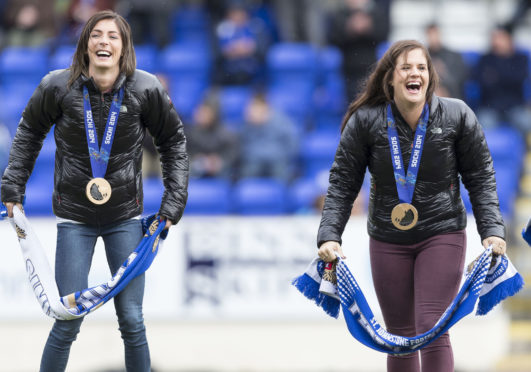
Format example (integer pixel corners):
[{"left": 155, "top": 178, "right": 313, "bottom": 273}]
[{"left": 317, "top": 40, "right": 506, "bottom": 372}]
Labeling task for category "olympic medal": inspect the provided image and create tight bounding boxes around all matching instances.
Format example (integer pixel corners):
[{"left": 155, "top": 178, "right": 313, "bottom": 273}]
[
  {"left": 86, "top": 178, "right": 112, "bottom": 205},
  {"left": 391, "top": 203, "right": 418, "bottom": 230}
]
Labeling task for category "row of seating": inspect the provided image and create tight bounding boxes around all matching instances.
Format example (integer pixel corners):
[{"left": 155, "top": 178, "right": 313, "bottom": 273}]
[
  {"left": 0, "top": 41, "right": 346, "bottom": 133},
  {"left": 12, "top": 126, "right": 523, "bottom": 218}
]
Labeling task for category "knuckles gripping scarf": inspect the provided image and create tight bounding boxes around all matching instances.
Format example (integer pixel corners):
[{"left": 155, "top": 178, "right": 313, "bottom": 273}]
[
  {"left": 293, "top": 247, "right": 524, "bottom": 354},
  {"left": 1, "top": 205, "right": 167, "bottom": 320}
]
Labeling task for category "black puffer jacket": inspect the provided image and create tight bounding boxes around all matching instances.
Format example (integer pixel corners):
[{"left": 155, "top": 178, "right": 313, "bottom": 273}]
[
  {"left": 317, "top": 96, "right": 505, "bottom": 246},
  {"left": 1, "top": 69, "right": 189, "bottom": 225}
]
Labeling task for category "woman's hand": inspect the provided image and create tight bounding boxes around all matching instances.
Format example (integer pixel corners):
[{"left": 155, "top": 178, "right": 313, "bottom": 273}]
[
  {"left": 162, "top": 217, "right": 172, "bottom": 230},
  {"left": 482, "top": 236, "right": 506, "bottom": 256},
  {"left": 318, "top": 241, "right": 345, "bottom": 262},
  {"left": 4, "top": 202, "right": 23, "bottom": 218}
]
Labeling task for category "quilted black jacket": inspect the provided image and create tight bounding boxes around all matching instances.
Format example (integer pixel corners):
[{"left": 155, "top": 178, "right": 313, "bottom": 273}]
[
  {"left": 317, "top": 95, "right": 505, "bottom": 246},
  {"left": 1, "top": 69, "right": 189, "bottom": 225}
]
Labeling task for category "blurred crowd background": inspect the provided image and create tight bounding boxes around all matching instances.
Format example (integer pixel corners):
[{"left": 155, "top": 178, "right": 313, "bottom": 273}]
[
  {"left": 0, "top": 0, "right": 529, "bottom": 224},
  {"left": 0, "top": 0, "right": 528, "bottom": 229}
]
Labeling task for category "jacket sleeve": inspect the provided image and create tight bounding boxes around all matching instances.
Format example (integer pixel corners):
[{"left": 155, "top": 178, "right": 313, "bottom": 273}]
[
  {"left": 142, "top": 78, "right": 189, "bottom": 224},
  {"left": 456, "top": 104, "right": 505, "bottom": 240},
  {"left": 1, "top": 73, "right": 60, "bottom": 203},
  {"left": 317, "top": 112, "right": 369, "bottom": 247}
]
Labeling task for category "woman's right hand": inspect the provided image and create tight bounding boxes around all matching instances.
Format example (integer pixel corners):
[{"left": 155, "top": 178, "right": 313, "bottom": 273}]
[
  {"left": 4, "top": 202, "right": 23, "bottom": 218},
  {"left": 318, "top": 241, "right": 346, "bottom": 262}
]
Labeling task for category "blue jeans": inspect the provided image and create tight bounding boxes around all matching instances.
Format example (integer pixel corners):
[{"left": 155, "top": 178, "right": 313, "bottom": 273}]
[{"left": 40, "top": 218, "right": 150, "bottom": 372}]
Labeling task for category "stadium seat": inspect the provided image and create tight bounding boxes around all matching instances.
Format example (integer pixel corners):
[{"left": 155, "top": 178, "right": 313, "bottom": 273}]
[
  {"left": 28, "top": 133, "right": 56, "bottom": 185},
  {"left": 49, "top": 45, "right": 76, "bottom": 70},
  {"left": 171, "top": 5, "right": 211, "bottom": 44},
  {"left": 134, "top": 44, "right": 158, "bottom": 73},
  {"left": 318, "top": 46, "right": 343, "bottom": 76},
  {"left": 0, "top": 46, "right": 49, "bottom": 86},
  {"left": 266, "top": 43, "right": 318, "bottom": 88},
  {"left": 233, "top": 178, "right": 288, "bottom": 215},
  {"left": 168, "top": 78, "right": 207, "bottom": 122},
  {"left": 186, "top": 178, "right": 231, "bottom": 215},
  {"left": 300, "top": 130, "right": 340, "bottom": 177},
  {"left": 484, "top": 127, "right": 525, "bottom": 170},
  {"left": 142, "top": 177, "right": 164, "bottom": 214},
  {"left": 158, "top": 43, "right": 211, "bottom": 80},
  {"left": 289, "top": 177, "right": 323, "bottom": 213},
  {"left": 218, "top": 86, "right": 253, "bottom": 127},
  {"left": 267, "top": 85, "right": 314, "bottom": 130}
]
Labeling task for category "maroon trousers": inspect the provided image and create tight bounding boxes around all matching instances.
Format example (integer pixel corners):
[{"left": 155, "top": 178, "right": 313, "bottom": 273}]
[{"left": 370, "top": 230, "right": 466, "bottom": 372}]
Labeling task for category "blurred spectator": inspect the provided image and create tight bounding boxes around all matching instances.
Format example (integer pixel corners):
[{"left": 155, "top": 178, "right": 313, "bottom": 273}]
[
  {"left": 54, "top": 0, "right": 117, "bottom": 47},
  {"left": 474, "top": 25, "right": 531, "bottom": 133},
  {"left": 2, "top": 0, "right": 56, "bottom": 48},
  {"left": 186, "top": 95, "right": 239, "bottom": 179},
  {"left": 327, "top": 0, "right": 390, "bottom": 101},
  {"left": 118, "top": 0, "right": 175, "bottom": 48},
  {"left": 425, "top": 23, "right": 468, "bottom": 100},
  {"left": 270, "top": 0, "right": 326, "bottom": 45},
  {"left": 239, "top": 93, "right": 298, "bottom": 181},
  {"left": 214, "top": 2, "right": 271, "bottom": 85},
  {"left": 504, "top": 0, "right": 531, "bottom": 33}
]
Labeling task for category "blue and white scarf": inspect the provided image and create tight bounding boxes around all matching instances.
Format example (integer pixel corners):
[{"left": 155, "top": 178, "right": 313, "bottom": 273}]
[
  {"left": 3, "top": 206, "right": 167, "bottom": 320},
  {"left": 293, "top": 247, "right": 524, "bottom": 354}
]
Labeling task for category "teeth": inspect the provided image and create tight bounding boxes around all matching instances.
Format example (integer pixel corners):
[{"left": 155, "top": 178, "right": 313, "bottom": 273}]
[{"left": 96, "top": 51, "right": 111, "bottom": 57}]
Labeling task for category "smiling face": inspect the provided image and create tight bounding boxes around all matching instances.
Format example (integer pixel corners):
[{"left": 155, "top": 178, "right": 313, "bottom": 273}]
[
  {"left": 391, "top": 48, "right": 429, "bottom": 108},
  {"left": 87, "top": 19, "right": 123, "bottom": 73}
]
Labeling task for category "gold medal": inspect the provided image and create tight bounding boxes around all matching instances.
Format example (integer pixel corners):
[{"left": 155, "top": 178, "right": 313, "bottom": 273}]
[
  {"left": 391, "top": 203, "right": 418, "bottom": 230},
  {"left": 86, "top": 178, "right": 112, "bottom": 205}
]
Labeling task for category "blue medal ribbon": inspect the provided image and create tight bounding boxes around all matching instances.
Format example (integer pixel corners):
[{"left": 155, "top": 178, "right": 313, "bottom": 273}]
[
  {"left": 386, "top": 103, "right": 429, "bottom": 204},
  {"left": 82, "top": 86, "right": 124, "bottom": 179}
]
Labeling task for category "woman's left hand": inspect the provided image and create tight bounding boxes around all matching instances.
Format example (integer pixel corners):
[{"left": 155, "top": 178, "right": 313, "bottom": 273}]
[
  {"left": 163, "top": 219, "right": 173, "bottom": 230},
  {"left": 482, "top": 236, "right": 506, "bottom": 256}
]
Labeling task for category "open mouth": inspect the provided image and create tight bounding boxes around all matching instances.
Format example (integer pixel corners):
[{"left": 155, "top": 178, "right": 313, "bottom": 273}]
[
  {"left": 406, "top": 82, "right": 421, "bottom": 94},
  {"left": 96, "top": 50, "right": 112, "bottom": 59}
]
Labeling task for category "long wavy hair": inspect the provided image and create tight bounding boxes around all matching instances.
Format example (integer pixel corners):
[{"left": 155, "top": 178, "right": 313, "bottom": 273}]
[
  {"left": 67, "top": 10, "right": 136, "bottom": 87},
  {"left": 340, "top": 40, "right": 439, "bottom": 132}
]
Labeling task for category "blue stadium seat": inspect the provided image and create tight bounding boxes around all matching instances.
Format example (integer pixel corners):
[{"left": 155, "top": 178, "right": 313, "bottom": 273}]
[
  {"left": 158, "top": 43, "right": 211, "bottom": 80},
  {"left": 267, "top": 43, "right": 318, "bottom": 88},
  {"left": 0, "top": 46, "right": 49, "bottom": 86},
  {"left": 484, "top": 127, "right": 525, "bottom": 169},
  {"left": 0, "top": 84, "right": 36, "bottom": 133},
  {"left": 168, "top": 78, "right": 207, "bottom": 122},
  {"left": 267, "top": 85, "right": 314, "bottom": 130},
  {"left": 134, "top": 44, "right": 158, "bottom": 73},
  {"left": 300, "top": 130, "right": 340, "bottom": 177},
  {"left": 218, "top": 86, "right": 253, "bottom": 127},
  {"left": 233, "top": 178, "right": 288, "bottom": 215},
  {"left": 186, "top": 178, "right": 231, "bottom": 214},
  {"left": 318, "top": 46, "right": 343, "bottom": 75},
  {"left": 28, "top": 133, "right": 56, "bottom": 185},
  {"left": 25, "top": 142, "right": 55, "bottom": 216},
  {"left": 171, "top": 6, "right": 211, "bottom": 44},
  {"left": 49, "top": 45, "right": 76, "bottom": 70},
  {"left": 289, "top": 177, "right": 323, "bottom": 213},
  {"left": 142, "top": 177, "right": 164, "bottom": 214}
]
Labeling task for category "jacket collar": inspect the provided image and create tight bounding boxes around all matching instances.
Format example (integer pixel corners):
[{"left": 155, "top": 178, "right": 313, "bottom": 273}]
[{"left": 77, "top": 72, "right": 127, "bottom": 93}]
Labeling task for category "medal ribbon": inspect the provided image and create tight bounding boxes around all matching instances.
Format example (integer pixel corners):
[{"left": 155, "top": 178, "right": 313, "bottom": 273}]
[
  {"left": 386, "top": 103, "right": 429, "bottom": 204},
  {"left": 82, "top": 86, "right": 124, "bottom": 178}
]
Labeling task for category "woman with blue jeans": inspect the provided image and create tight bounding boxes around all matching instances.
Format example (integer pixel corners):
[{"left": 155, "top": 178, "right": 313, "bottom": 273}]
[
  {"left": 317, "top": 40, "right": 506, "bottom": 372},
  {"left": 1, "top": 11, "right": 189, "bottom": 372}
]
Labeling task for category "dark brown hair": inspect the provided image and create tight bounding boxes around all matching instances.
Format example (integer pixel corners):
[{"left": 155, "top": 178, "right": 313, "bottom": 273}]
[
  {"left": 67, "top": 10, "right": 136, "bottom": 87},
  {"left": 340, "top": 40, "right": 439, "bottom": 132}
]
